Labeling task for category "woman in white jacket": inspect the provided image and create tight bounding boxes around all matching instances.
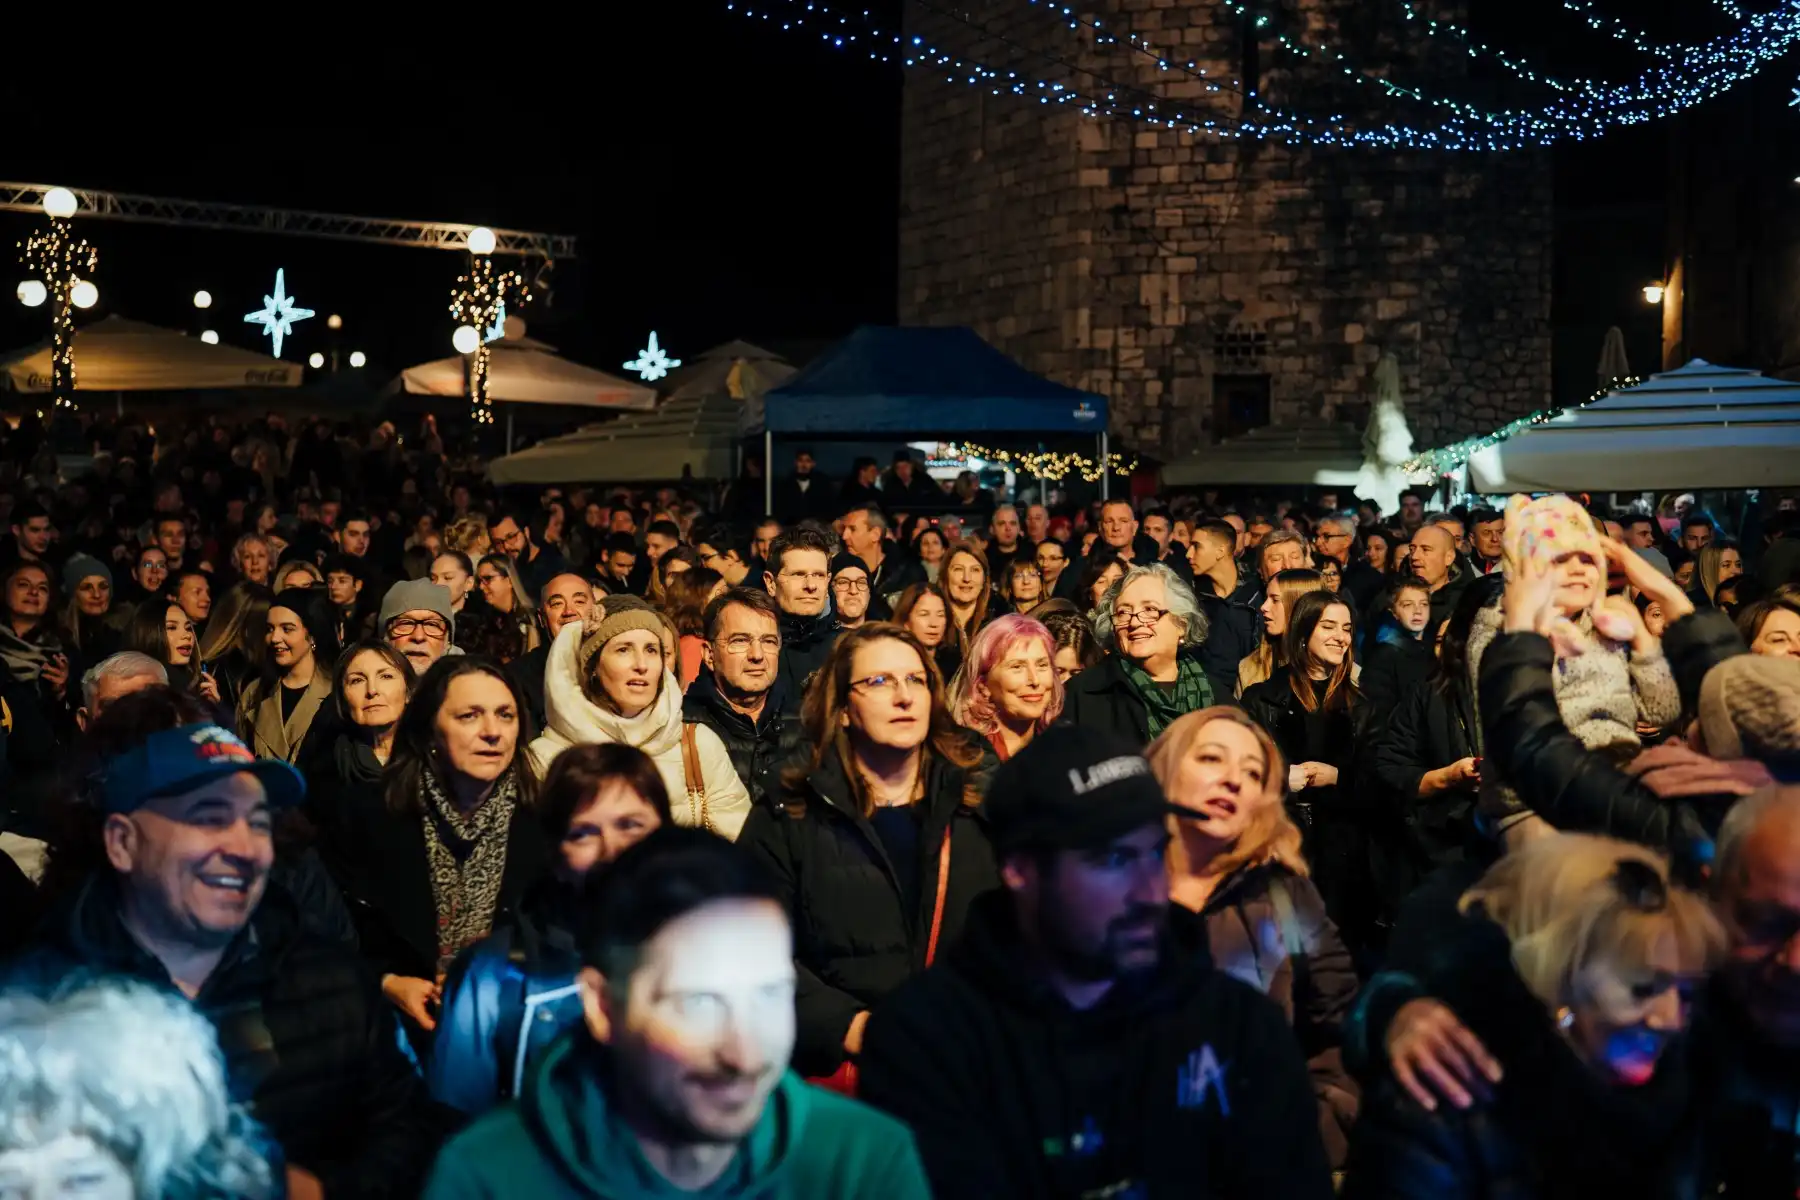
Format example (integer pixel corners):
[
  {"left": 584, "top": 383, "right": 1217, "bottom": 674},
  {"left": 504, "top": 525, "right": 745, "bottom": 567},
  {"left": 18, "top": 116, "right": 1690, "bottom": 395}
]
[{"left": 526, "top": 595, "right": 752, "bottom": 840}]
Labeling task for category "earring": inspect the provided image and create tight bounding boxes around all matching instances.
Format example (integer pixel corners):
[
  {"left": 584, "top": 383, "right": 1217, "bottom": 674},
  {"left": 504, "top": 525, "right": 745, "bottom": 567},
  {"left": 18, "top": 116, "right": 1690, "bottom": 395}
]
[{"left": 1555, "top": 1006, "right": 1575, "bottom": 1032}]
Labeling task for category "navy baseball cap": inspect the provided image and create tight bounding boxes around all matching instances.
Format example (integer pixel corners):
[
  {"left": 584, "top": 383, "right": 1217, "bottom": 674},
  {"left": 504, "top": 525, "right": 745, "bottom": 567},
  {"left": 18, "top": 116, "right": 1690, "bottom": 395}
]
[{"left": 101, "top": 723, "right": 306, "bottom": 815}]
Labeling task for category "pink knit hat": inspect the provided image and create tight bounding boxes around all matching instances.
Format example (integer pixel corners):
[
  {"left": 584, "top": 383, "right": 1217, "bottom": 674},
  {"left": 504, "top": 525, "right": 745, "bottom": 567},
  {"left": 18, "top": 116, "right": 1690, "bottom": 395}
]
[{"left": 1501, "top": 493, "right": 1635, "bottom": 649}]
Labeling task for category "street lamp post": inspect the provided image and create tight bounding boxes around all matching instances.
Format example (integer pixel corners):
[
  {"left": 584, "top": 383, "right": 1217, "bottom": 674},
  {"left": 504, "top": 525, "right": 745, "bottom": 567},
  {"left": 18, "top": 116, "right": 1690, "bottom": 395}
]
[
  {"left": 448, "top": 226, "right": 528, "bottom": 428},
  {"left": 16, "top": 187, "right": 98, "bottom": 411}
]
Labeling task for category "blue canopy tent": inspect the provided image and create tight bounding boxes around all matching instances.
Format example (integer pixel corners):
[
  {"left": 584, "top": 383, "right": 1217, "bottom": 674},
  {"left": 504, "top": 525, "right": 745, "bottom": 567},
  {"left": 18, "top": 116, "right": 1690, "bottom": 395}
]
[{"left": 753, "top": 325, "right": 1111, "bottom": 511}]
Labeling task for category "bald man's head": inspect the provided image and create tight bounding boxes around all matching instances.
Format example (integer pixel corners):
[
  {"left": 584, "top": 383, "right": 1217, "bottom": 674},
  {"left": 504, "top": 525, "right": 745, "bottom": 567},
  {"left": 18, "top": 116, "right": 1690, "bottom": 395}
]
[
  {"left": 1718, "top": 786, "right": 1800, "bottom": 1046},
  {"left": 1409, "top": 525, "right": 1457, "bottom": 589}
]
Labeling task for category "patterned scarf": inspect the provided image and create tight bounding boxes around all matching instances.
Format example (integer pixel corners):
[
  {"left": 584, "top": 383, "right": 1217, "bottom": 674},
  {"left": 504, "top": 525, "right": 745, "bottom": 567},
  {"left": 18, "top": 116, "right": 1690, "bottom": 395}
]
[
  {"left": 0, "top": 622, "right": 56, "bottom": 685},
  {"left": 1120, "top": 652, "right": 1214, "bottom": 739},
  {"left": 420, "top": 767, "right": 519, "bottom": 979}
]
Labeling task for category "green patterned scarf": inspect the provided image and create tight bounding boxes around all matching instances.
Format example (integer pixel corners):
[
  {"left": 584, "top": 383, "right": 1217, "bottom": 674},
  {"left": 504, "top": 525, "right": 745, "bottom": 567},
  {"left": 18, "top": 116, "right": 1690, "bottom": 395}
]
[{"left": 1120, "top": 653, "right": 1214, "bottom": 739}]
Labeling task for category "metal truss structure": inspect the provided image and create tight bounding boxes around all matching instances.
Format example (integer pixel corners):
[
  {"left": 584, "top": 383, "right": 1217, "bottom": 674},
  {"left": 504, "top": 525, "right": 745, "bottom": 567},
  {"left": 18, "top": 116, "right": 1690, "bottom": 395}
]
[{"left": 0, "top": 182, "right": 577, "bottom": 260}]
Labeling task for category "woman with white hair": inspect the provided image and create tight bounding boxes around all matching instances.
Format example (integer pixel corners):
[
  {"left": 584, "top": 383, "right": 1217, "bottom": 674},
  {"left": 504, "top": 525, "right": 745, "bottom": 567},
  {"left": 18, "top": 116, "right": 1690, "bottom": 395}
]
[
  {"left": 0, "top": 978, "right": 276, "bottom": 1198},
  {"left": 1060, "top": 561, "right": 1212, "bottom": 747}
]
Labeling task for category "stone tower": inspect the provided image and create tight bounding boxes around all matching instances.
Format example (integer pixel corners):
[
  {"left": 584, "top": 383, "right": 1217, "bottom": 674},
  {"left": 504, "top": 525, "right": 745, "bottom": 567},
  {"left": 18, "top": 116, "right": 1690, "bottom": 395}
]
[{"left": 898, "top": 0, "right": 1553, "bottom": 459}]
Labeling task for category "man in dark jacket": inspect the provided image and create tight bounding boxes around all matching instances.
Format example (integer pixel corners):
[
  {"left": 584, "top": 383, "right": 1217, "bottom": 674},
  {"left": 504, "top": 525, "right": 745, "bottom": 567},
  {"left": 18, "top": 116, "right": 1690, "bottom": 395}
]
[
  {"left": 764, "top": 525, "right": 838, "bottom": 696},
  {"left": 6, "top": 720, "right": 440, "bottom": 1199},
  {"left": 514, "top": 572, "right": 594, "bottom": 731},
  {"left": 682, "top": 587, "right": 803, "bottom": 808},
  {"left": 489, "top": 506, "right": 568, "bottom": 602},
  {"left": 841, "top": 504, "right": 922, "bottom": 611},
  {"left": 773, "top": 448, "right": 832, "bottom": 524},
  {"left": 423, "top": 827, "right": 931, "bottom": 1199},
  {"left": 858, "top": 728, "right": 1333, "bottom": 1200},
  {"left": 838, "top": 456, "right": 885, "bottom": 511},
  {"left": 880, "top": 450, "right": 939, "bottom": 508},
  {"left": 1189, "top": 520, "right": 1261, "bottom": 700}
]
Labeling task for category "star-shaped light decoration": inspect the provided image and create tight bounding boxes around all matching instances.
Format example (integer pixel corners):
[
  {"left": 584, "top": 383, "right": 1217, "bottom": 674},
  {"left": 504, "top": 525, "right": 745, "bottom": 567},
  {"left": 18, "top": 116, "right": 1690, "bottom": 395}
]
[
  {"left": 243, "top": 268, "right": 315, "bottom": 359},
  {"left": 624, "top": 331, "right": 681, "bottom": 381},
  {"left": 485, "top": 300, "right": 507, "bottom": 345}
]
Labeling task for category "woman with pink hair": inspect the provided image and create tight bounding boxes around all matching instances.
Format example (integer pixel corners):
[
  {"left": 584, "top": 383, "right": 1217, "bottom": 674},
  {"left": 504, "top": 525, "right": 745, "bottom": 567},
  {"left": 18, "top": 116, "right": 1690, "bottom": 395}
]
[{"left": 947, "top": 613, "right": 1063, "bottom": 760}]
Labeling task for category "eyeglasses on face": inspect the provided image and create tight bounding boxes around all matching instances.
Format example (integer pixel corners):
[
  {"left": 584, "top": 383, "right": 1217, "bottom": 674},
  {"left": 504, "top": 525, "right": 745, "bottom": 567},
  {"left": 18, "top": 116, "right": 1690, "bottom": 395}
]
[
  {"left": 388, "top": 617, "right": 449, "bottom": 638},
  {"left": 832, "top": 577, "right": 870, "bottom": 594},
  {"left": 719, "top": 634, "right": 783, "bottom": 655},
  {"left": 850, "top": 672, "right": 930, "bottom": 696},
  {"left": 1114, "top": 605, "right": 1168, "bottom": 629}
]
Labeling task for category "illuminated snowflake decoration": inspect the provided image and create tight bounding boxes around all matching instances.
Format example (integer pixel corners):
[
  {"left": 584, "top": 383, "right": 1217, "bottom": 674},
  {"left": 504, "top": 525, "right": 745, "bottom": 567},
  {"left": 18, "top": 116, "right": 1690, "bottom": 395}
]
[
  {"left": 1792, "top": 81, "right": 1800, "bottom": 106},
  {"left": 623, "top": 331, "right": 681, "bottom": 381},
  {"left": 243, "top": 268, "right": 315, "bottom": 359}
]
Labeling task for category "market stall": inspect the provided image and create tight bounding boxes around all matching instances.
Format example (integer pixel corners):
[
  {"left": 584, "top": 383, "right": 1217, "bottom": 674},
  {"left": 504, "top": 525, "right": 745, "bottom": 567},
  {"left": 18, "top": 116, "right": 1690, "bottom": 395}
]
[
  {"left": 487, "top": 340, "right": 793, "bottom": 485},
  {"left": 1467, "top": 358, "right": 1800, "bottom": 493},
  {"left": 754, "top": 325, "right": 1111, "bottom": 508},
  {"left": 0, "top": 315, "right": 302, "bottom": 394},
  {"left": 393, "top": 333, "right": 656, "bottom": 446}
]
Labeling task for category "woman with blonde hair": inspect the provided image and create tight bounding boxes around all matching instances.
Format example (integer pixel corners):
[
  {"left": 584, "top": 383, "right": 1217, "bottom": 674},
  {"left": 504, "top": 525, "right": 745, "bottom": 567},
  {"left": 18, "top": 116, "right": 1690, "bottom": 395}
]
[
  {"left": 1148, "top": 706, "right": 1360, "bottom": 1167},
  {"left": 275, "top": 560, "right": 324, "bottom": 593},
  {"left": 475, "top": 553, "right": 540, "bottom": 654},
  {"left": 940, "top": 541, "right": 995, "bottom": 656},
  {"left": 947, "top": 612, "right": 1063, "bottom": 760},
  {"left": 1345, "top": 834, "right": 1725, "bottom": 1197},
  {"left": 739, "top": 622, "right": 996, "bottom": 1086},
  {"left": 1238, "top": 567, "right": 1328, "bottom": 696},
  {"left": 444, "top": 513, "right": 491, "bottom": 560},
  {"left": 1693, "top": 540, "right": 1743, "bottom": 609},
  {"left": 197, "top": 580, "right": 271, "bottom": 715}
]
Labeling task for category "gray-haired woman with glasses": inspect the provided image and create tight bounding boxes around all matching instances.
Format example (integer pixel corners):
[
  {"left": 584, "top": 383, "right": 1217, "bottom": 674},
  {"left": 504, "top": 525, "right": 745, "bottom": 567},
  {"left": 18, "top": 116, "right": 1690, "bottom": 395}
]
[
  {"left": 738, "top": 622, "right": 997, "bottom": 1088},
  {"left": 1061, "top": 561, "right": 1213, "bottom": 748}
]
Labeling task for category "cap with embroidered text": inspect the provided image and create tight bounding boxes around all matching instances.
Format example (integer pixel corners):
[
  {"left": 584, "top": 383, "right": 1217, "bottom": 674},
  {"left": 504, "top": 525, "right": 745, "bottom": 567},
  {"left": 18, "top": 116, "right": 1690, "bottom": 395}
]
[{"left": 984, "top": 725, "right": 1178, "bottom": 854}]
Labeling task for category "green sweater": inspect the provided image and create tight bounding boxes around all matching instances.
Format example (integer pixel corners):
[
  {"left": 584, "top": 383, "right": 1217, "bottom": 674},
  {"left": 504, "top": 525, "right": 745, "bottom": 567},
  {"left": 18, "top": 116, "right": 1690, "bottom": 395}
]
[{"left": 423, "top": 1035, "right": 931, "bottom": 1199}]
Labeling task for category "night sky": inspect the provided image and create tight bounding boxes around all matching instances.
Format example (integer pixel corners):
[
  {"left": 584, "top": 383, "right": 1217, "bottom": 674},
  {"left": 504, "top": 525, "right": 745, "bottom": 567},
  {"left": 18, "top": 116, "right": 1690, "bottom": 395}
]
[
  {"left": 0, "top": 4, "right": 1773, "bottom": 406},
  {"left": 0, "top": 12, "right": 904, "bottom": 382}
]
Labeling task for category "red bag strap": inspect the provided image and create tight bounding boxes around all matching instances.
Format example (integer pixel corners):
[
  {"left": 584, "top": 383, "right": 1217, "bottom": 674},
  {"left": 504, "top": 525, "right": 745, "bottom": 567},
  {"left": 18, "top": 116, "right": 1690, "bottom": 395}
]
[{"left": 924, "top": 830, "right": 952, "bottom": 966}]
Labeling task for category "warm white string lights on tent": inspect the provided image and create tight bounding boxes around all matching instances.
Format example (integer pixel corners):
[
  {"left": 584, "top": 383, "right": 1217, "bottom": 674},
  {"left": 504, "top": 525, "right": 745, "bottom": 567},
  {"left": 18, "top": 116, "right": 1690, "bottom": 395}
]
[
  {"left": 726, "top": 0, "right": 1799, "bottom": 150},
  {"left": 944, "top": 440, "right": 1138, "bottom": 484},
  {"left": 448, "top": 227, "right": 530, "bottom": 425},
  {"left": 15, "top": 187, "right": 98, "bottom": 411}
]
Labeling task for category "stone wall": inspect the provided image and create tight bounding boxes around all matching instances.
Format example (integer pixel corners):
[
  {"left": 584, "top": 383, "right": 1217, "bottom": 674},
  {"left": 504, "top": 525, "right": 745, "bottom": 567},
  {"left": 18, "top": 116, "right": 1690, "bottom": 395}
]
[{"left": 898, "top": 0, "right": 1553, "bottom": 461}]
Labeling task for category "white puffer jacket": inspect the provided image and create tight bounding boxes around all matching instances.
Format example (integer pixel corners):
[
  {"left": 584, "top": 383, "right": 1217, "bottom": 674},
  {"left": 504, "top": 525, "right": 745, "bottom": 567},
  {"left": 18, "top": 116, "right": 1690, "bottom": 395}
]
[{"left": 526, "top": 622, "right": 753, "bottom": 840}]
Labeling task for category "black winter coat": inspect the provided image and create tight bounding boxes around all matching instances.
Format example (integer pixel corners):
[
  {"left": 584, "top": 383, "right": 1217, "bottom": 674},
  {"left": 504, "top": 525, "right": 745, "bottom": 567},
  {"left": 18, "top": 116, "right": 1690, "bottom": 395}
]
[
  {"left": 1060, "top": 654, "right": 1154, "bottom": 746},
  {"left": 1199, "top": 862, "right": 1361, "bottom": 1167},
  {"left": 330, "top": 777, "right": 554, "bottom": 1055},
  {"left": 859, "top": 893, "right": 1334, "bottom": 1200},
  {"left": 1476, "top": 631, "right": 1712, "bottom": 875},
  {"left": 5, "top": 877, "right": 442, "bottom": 1198},
  {"left": 1368, "top": 676, "right": 1480, "bottom": 876},
  {"left": 1241, "top": 670, "right": 1389, "bottom": 945},
  {"left": 737, "top": 746, "right": 999, "bottom": 1076},
  {"left": 681, "top": 670, "right": 805, "bottom": 809},
  {"left": 1343, "top": 898, "right": 1699, "bottom": 1200},
  {"left": 1194, "top": 573, "right": 1262, "bottom": 703},
  {"left": 775, "top": 606, "right": 838, "bottom": 699}
]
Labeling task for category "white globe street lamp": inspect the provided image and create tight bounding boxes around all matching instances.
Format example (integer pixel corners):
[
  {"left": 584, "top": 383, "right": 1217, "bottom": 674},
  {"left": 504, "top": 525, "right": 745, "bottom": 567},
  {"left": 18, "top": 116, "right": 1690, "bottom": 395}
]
[
  {"left": 348, "top": 350, "right": 367, "bottom": 368},
  {"left": 69, "top": 279, "right": 98, "bottom": 309},
  {"left": 16, "top": 280, "right": 47, "bottom": 307},
  {"left": 200, "top": 330, "right": 220, "bottom": 345},
  {"left": 466, "top": 227, "right": 496, "bottom": 256},
  {"left": 451, "top": 324, "right": 481, "bottom": 354},
  {"left": 193, "top": 290, "right": 213, "bottom": 310},
  {"left": 41, "top": 188, "right": 77, "bottom": 219},
  {"left": 307, "top": 352, "right": 325, "bottom": 369}
]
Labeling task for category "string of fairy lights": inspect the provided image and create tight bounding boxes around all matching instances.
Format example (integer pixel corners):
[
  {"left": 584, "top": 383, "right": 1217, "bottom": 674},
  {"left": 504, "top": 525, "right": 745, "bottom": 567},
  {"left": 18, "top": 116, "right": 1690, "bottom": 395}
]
[
  {"left": 730, "top": 0, "right": 1799, "bottom": 150},
  {"left": 16, "top": 190, "right": 99, "bottom": 412},
  {"left": 943, "top": 441, "right": 1139, "bottom": 484},
  {"left": 1400, "top": 376, "right": 1644, "bottom": 481},
  {"left": 447, "top": 228, "right": 530, "bottom": 425}
]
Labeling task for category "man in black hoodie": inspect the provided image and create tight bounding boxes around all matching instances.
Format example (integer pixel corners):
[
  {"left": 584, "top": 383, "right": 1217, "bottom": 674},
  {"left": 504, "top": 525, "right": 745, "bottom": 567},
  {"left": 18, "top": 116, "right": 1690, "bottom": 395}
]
[
  {"left": 763, "top": 525, "right": 838, "bottom": 697},
  {"left": 681, "top": 588, "right": 803, "bottom": 808},
  {"left": 859, "top": 727, "right": 1332, "bottom": 1200}
]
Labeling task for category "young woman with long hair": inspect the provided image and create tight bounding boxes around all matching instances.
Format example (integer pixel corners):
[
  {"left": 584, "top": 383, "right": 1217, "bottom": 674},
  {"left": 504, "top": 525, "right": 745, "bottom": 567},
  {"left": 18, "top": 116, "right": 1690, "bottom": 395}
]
[
  {"left": 304, "top": 641, "right": 420, "bottom": 873},
  {"left": 121, "top": 598, "right": 220, "bottom": 707},
  {"left": 430, "top": 742, "right": 671, "bottom": 1116},
  {"left": 946, "top": 613, "right": 1062, "bottom": 760},
  {"left": 197, "top": 580, "right": 272, "bottom": 716},
  {"left": 940, "top": 542, "right": 995, "bottom": 655},
  {"left": 475, "top": 552, "right": 540, "bottom": 654},
  {"left": 58, "top": 554, "right": 120, "bottom": 661},
  {"left": 1242, "top": 590, "right": 1378, "bottom": 955},
  {"left": 1237, "top": 567, "right": 1328, "bottom": 696},
  {"left": 1149, "top": 706, "right": 1361, "bottom": 1166},
  {"left": 334, "top": 656, "right": 549, "bottom": 1061},
  {"left": 911, "top": 525, "right": 948, "bottom": 583},
  {"left": 739, "top": 622, "right": 996, "bottom": 1085},
  {"left": 893, "top": 580, "right": 961, "bottom": 682}
]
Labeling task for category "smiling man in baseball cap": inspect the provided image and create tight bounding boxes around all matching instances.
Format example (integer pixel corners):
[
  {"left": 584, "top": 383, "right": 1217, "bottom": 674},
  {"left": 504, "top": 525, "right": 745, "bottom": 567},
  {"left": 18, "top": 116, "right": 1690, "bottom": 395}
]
[{"left": 858, "top": 725, "right": 1331, "bottom": 1200}]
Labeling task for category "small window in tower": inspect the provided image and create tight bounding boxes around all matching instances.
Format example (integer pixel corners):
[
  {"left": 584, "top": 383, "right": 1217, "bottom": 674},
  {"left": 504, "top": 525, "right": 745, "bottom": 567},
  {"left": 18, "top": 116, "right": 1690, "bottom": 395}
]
[{"left": 1212, "top": 374, "right": 1271, "bottom": 441}]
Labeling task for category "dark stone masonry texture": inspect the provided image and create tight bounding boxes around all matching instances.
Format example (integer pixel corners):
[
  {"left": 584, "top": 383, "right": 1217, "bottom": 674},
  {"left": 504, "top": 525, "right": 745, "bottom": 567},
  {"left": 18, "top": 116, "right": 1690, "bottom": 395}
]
[{"left": 897, "top": 0, "right": 1553, "bottom": 460}]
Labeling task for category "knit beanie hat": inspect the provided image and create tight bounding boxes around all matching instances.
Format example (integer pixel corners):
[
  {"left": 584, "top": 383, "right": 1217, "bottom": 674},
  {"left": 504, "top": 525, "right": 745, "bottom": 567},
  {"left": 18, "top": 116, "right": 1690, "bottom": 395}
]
[
  {"left": 1502, "top": 493, "right": 1634, "bottom": 649},
  {"left": 1696, "top": 655, "right": 1800, "bottom": 781},
  {"left": 62, "top": 553, "right": 112, "bottom": 594},
  {"left": 830, "top": 552, "right": 869, "bottom": 580},
  {"left": 576, "top": 595, "right": 667, "bottom": 678},
  {"left": 378, "top": 579, "right": 454, "bottom": 633}
]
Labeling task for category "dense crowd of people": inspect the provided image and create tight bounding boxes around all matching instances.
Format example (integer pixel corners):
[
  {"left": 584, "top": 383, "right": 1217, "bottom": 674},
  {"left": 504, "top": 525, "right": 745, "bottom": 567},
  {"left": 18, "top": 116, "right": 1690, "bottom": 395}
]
[{"left": 2, "top": 407, "right": 1799, "bottom": 1197}]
